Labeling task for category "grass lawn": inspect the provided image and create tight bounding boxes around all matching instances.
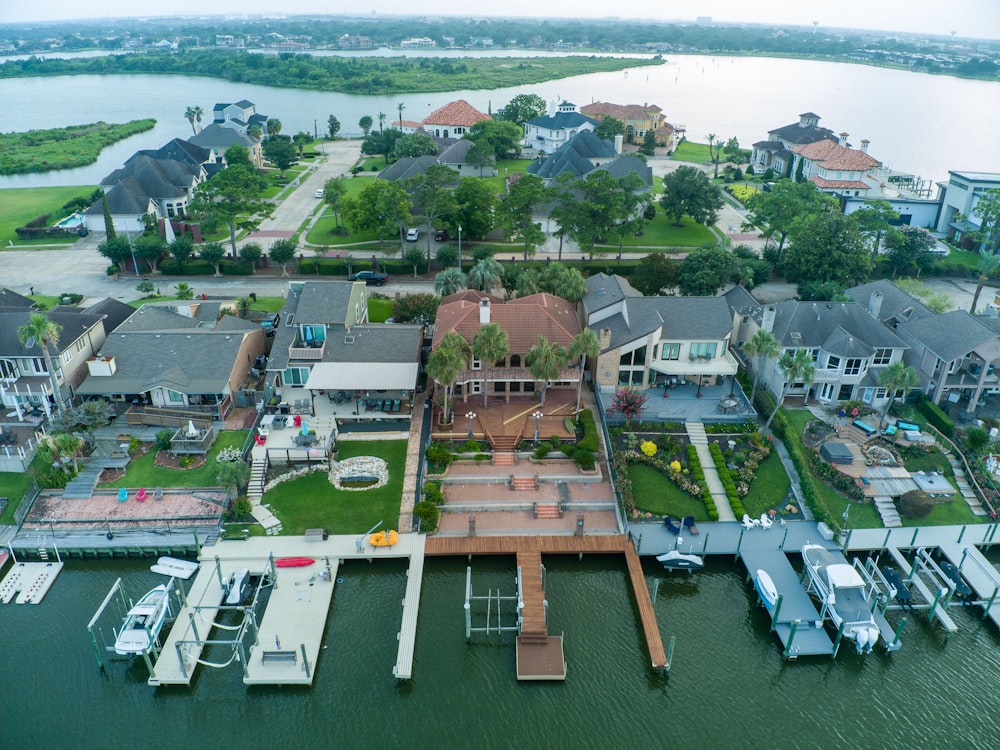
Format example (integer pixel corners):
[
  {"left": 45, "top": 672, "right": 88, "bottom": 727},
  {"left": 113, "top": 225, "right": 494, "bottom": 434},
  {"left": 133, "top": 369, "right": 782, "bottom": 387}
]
[
  {"left": 671, "top": 141, "right": 713, "bottom": 164},
  {"left": 250, "top": 296, "right": 286, "bottom": 313},
  {"left": 29, "top": 294, "right": 62, "bottom": 310},
  {"left": 0, "top": 186, "right": 98, "bottom": 244},
  {"left": 0, "top": 457, "right": 44, "bottom": 525},
  {"left": 497, "top": 158, "right": 533, "bottom": 175},
  {"left": 263, "top": 439, "right": 407, "bottom": 534},
  {"left": 609, "top": 214, "right": 716, "bottom": 248},
  {"left": 628, "top": 463, "right": 708, "bottom": 520},
  {"left": 741, "top": 450, "right": 792, "bottom": 518},
  {"left": 368, "top": 298, "right": 393, "bottom": 322},
  {"left": 306, "top": 213, "right": 383, "bottom": 246},
  {"left": 101, "top": 431, "right": 249, "bottom": 489}
]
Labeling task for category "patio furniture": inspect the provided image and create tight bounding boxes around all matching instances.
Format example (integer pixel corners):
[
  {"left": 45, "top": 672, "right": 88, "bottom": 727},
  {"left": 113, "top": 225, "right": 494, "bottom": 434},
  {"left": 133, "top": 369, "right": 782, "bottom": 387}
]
[
  {"left": 273, "top": 415, "right": 287, "bottom": 429},
  {"left": 662, "top": 516, "right": 681, "bottom": 534},
  {"left": 741, "top": 514, "right": 760, "bottom": 530},
  {"left": 759, "top": 513, "right": 773, "bottom": 530},
  {"left": 118, "top": 488, "right": 128, "bottom": 503},
  {"left": 682, "top": 516, "right": 699, "bottom": 535},
  {"left": 135, "top": 488, "right": 148, "bottom": 502},
  {"left": 393, "top": 399, "right": 401, "bottom": 412},
  {"left": 294, "top": 415, "right": 302, "bottom": 427}
]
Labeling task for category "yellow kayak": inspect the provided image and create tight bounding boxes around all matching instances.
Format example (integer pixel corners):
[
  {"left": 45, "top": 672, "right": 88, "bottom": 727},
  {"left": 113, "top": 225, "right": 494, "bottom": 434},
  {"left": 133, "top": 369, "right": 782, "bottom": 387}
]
[{"left": 369, "top": 530, "right": 399, "bottom": 547}]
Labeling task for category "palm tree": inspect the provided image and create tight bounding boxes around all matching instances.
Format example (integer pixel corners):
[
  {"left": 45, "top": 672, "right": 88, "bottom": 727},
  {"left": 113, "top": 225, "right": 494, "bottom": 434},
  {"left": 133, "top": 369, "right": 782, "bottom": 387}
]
[
  {"left": 184, "top": 106, "right": 198, "bottom": 135},
  {"left": 526, "top": 336, "right": 569, "bottom": 407},
  {"left": 17, "top": 312, "right": 64, "bottom": 414},
  {"left": 970, "top": 249, "right": 1000, "bottom": 314},
  {"left": 467, "top": 259, "right": 504, "bottom": 293},
  {"left": 472, "top": 323, "right": 508, "bottom": 407},
  {"left": 434, "top": 268, "right": 467, "bottom": 296},
  {"left": 426, "top": 332, "right": 471, "bottom": 425},
  {"left": 877, "top": 362, "right": 919, "bottom": 429},
  {"left": 396, "top": 102, "right": 405, "bottom": 128},
  {"left": 550, "top": 265, "right": 586, "bottom": 303},
  {"left": 378, "top": 112, "right": 386, "bottom": 134},
  {"left": 795, "top": 349, "right": 816, "bottom": 406},
  {"left": 193, "top": 105, "right": 204, "bottom": 133},
  {"left": 266, "top": 118, "right": 282, "bottom": 137},
  {"left": 569, "top": 329, "right": 600, "bottom": 414},
  {"left": 743, "top": 329, "right": 780, "bottom": 405},
  {"left": 764, "top": 348, "right": 812, "bottom": 430},
  {"left": 51, "top": 432, "right": 82, "bottom": 473}
]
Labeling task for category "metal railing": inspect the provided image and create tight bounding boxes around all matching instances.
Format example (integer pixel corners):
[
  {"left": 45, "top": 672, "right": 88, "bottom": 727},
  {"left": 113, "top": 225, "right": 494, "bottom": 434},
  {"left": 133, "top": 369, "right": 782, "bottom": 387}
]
[{"left": 13, "top": 480, "right": 41, "bottom": 527}]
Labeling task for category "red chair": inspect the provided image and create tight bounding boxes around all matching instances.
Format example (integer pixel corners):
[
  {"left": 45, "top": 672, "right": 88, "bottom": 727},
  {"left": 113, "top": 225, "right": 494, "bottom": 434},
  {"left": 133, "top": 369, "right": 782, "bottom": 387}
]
[
  {"left": 135, "top": 488, "right": 148, "bottom": 502},
  {"left": 294, "top": 415, "right": 302, "bottom": 427}
]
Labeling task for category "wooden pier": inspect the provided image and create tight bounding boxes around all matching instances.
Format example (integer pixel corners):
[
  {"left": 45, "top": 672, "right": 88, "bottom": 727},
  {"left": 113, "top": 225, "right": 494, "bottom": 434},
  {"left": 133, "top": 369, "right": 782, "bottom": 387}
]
[{"left": 425, "top": 535, "right": 667, "bottom": 672}]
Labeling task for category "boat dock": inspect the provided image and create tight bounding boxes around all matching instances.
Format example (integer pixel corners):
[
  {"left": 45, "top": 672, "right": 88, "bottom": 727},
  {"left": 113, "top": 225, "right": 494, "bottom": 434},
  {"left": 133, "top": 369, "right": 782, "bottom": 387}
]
[
  {"left": 938, "top": 543, "right": 1000, "bottom": 628},
  {"left": 884, "top": 546, "right": 958, "bottom": 634},
  {"left": 425, "top": 535, "right": 667, "bottom": 673},
  {"left": 152, "top": 533, "right": 426, "bottom": 687},
  {"left": 0, "top": 560, "right": 64, "bottom": 604}
]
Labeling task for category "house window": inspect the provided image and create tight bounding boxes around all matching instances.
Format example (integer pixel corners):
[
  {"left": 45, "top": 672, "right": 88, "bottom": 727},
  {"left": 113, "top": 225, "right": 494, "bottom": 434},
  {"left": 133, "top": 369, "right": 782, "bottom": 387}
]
[
  {"left": 510, "top": 354, "right": 522, "bottom": 367},
  {"left": 872, "top": 348, "right": 892, "bottom": 366},
  {"left": 690, "top": 342, "right": 717, "bottom": 359},
  {"left": 827, "top": 355, "right": 841, "bottom": 371},
  {"left": 62, "top": 350, "right": 72, "bottom": 364},
  {"left": 75, "top": 339, "right": 86, "bottom": 353},
  {"left": 660, "top": 343, "right": 680, "bottom": 361},
  {"left": 844, "top": 359, "right": 863, "bottom": 376},
  {"left": 472, "top": 359, "right": 482, "bottom": 370},
  {"left": 875, "top": 388, "right": 888, "bottom": 399}
]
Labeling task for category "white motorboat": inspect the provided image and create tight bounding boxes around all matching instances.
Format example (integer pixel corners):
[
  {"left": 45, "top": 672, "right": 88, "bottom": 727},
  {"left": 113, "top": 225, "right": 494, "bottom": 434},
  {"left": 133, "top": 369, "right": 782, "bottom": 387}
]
[
  {"left": 754, "top": 569, "right": 778, "bottom": 612},
  {"left": 225, "top": 568, "right": 250, "bottom": 606},
  {"left": 114, "top": 585, "right": 170, "bottom": 655},
  {"left": 150, "top": 556, "right": 198, "bottom": 580},
  {"left": 656, "top": 550, "right": 705, "bottom": 571},
  {"left": 801, "top": 544, "right": 880, "bottom": 654}
]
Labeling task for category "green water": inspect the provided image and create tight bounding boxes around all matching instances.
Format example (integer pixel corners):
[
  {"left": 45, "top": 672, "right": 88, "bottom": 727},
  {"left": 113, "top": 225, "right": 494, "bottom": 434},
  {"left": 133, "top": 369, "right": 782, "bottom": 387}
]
[{"left": 4, "top": 554, "right": 999, "bottom": 750}]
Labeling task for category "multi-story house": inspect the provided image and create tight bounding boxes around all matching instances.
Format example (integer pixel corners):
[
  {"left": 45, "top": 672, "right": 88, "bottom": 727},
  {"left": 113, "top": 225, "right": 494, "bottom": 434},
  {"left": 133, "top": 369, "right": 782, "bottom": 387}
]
[
  {"left": 523, "top": 101, "right": 597, "bottom": 153},
  {"left": 750, "top": 112, "right": 837, "bottom": 175},
  {"left": 579, "top": 101, "right": 674, "bottom": 147},
  {"left": 790, "top": 133, "right": 881, "bottom": 199},
  {"left": 422, "top": 99, "right": 490, "bottom": 140},
  {"left": 935, "top": 170, "right": 1000, "bottom": 247}
]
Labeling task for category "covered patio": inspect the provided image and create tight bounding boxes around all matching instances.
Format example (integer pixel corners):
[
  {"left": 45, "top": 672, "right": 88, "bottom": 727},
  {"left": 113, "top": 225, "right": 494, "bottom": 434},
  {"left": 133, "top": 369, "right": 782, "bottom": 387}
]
[
  {"left": 303, "top": 362, "right": 419, "bottom": 421},
  {"left": 602, "top": 377, "right": 756, "bottom": 425}
]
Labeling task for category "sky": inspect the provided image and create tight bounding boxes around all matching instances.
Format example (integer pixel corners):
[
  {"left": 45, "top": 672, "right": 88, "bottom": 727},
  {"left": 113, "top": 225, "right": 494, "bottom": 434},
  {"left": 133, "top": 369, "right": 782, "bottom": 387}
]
[{"left": 3, "top": 0, "right": 999, "bottom": 39}]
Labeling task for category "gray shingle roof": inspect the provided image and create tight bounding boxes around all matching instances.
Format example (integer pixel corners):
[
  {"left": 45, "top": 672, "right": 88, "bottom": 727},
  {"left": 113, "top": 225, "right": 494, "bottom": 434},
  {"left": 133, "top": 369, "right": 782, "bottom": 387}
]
[
  {"left": 0, "top": 287, "right": 35, "bottom": 311},
  {"left": 897, "top": 310, "right": 996, "bottom": 362},
  {"left": 582, "top": 273, "right": 642, "bottom": 316},
  {"left": 294, "top": 281, "right": 358, "bottom": 324},
  {"left": 768, "top": 120, "right": 837, "bottom": 146},
  {"left": 845, "top": 280, "right": 933, "bottom": 324},
  {"left": 378, "top": 155, "right": 438, "bottom": 182},
  {"left": 768, "top": 300, "right": 908, "bottom": 351},
  {"left": 102, "top": 154, "right": 201, "bottom": 199},
  {"left": 83, "top": 298, "right": 137, "bottom": 334},
  {"left": 525, "top": 111, "right": 598, "bottom": 131},
  {"left": 320, "top": 325, "right": 422, "bottom": 364},
  {"left": 593, "top": 155, "right": 653, "bottom": 188},
  {"left": 188, "top": 124, "right": 255, "bottom": 151},
  {"left": 0, "top": 310, "right": 105, "bottom": 358},
  {"left": 648, "top": 297, "right": 733, "bottom": 340}
]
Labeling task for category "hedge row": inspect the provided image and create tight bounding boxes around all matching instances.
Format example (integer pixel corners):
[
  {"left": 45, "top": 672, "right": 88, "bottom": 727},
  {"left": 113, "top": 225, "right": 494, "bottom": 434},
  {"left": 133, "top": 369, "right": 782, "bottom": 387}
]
[
  {"left": 768, "top": 409, "right": 840, "bottom": 533},
  {"left": 686, "top": 444, "right": 719, "bottom": 521},
  {"left": 159, "top": 259, "right": 254, "bottom": 276},
  {"left": 577, "top": 409, "right": 599, "bottom": 452},
  {"left": 916, "top": 395, "right": 954, "bottom": 438},
  {"left": 708, "top": 443, "right": 746, "bottom": 518}
]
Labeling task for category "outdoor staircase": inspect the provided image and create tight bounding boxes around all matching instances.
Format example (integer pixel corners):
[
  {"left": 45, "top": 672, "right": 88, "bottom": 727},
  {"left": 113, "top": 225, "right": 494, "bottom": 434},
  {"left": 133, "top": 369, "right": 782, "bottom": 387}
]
[
  {"left": 946, "top": 454, "right": 988, "bottom": 517},
  {"left": 511, "top": 476, "right": 538, "bottom": 491},
  {"left": 872, "top": 495, "right": 902, "bottom": 528},
  {"left": 247, "top": 453, "right": 283, "bottom": 535},
  {"left": 533, "top": 503, "right": 563, "bottom": 519},
  {"left": 840, "top": 424, "right": 877, "bottom": 446},
  {"left": 62, "top": 464, "right": 104, "bottom": 499},
  {"left": 490, "top": 435, "right": 520, "bottom": 467}
]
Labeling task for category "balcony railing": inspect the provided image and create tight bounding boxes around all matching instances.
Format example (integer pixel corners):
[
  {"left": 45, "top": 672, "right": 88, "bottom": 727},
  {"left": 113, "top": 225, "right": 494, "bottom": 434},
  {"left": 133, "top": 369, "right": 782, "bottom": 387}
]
[
  {"left": 454, "top": 366, "right": 580, "bottom": 384},
  {"left": 288, "top": 340, "right": 326, "bottom": 360}
]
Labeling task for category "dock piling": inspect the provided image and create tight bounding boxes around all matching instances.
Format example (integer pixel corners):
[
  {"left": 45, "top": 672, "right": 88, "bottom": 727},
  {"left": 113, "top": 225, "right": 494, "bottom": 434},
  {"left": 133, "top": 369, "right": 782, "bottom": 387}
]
[
  {"left": 664, "top": 635, "right": 676, "bottom": 672},
  {"left": 891, "top": 616, "right": 906, "bottom": 649},
  {"left": 770, "top": 594, "right": 783, "bottom": 632},
  {"left": 783, "top": 619, "right": 800, "bottom": 660},
  {"left": 831, "top": 620, "right": 846, "bottom": 658},
  {"left": 300, "top": 644, "right": 310, "bottom": 679}
]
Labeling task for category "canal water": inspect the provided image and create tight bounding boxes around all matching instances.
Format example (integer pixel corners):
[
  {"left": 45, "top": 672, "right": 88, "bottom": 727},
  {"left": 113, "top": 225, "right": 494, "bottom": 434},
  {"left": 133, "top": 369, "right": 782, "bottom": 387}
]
[{"left": 3, "top": 552, "right": 999, "bottom": 749}]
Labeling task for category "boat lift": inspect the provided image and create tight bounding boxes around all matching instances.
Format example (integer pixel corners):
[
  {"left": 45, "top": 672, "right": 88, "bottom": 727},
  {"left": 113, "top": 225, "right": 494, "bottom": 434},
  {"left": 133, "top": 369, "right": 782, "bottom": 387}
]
[
  {"left": 87, "top": 576, "right": 181, "bottom": 674},
  {"left": 884, "top": 546, "right": 959, "bottom": 636},
  {"left": 463, "top": 566, "right": 521, "bottom": 640}
]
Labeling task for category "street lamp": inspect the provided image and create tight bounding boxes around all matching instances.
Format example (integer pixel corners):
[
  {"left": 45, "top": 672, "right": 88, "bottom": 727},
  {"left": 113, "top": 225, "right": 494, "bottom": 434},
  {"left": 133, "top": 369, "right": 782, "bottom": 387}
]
[
  {"left": 466, "top": 410, "right": 476, "bottom": 438},
  {"left": 533, "top": 410, "right": 542, "bottom": 442},
  {"left": 457, "top": 224, "right": 462, "bottom": 271}
]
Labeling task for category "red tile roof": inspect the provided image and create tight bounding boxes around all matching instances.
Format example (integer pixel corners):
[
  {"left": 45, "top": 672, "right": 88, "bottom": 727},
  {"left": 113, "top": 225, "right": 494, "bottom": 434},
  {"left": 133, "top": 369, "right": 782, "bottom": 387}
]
[
  {"left": 810, "top": 176, "right": 871, "bottom": 190},
  {"left": 423, "top": 99, "right": 491, "bottom": 128},
  {"left": 792, "top": 139, "right": 880, "bottom": 172},
  {"left": 433, "top": 293, "right": 580, "bottom": 352},
  {"left": 580, "top": 101, "right": 662, "bottom": 121}
]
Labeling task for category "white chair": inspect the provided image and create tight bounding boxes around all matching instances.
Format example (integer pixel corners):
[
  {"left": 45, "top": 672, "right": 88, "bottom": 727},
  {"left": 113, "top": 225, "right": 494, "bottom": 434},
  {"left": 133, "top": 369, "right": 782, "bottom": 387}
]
[
  {"left": 742, "top": 514, "right": 759, "bottom": 530},
  {"left": 759, "top": 513, "right": 773, "bottom": 530}
]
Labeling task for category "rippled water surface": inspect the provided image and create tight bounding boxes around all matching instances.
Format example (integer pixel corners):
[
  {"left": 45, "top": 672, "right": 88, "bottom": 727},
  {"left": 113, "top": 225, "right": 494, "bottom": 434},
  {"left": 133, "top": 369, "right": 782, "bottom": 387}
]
[{"left": 3, "top": 555, "right": 999, "bottom": 749}]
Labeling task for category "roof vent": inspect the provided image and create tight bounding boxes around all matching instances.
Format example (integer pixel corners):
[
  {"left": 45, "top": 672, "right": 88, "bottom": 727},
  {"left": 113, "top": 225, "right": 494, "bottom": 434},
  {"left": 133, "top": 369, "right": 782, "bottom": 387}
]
[
  {"left": 344, "top": 336, "right": 355, "bottom": 344},
  {"left": 790, "top": 332, "right": 802, "bottom": 341}
]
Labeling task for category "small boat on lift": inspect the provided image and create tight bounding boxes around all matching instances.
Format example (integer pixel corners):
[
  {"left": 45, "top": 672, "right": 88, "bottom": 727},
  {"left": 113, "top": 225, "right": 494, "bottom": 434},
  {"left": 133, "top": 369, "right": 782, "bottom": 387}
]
[
  {"left": 274, "top": 557, "right": 315, "bottom": 568},
  {"left": 937, "top": 559, "right": 974, "bottom": 602},
  {"left": 114, "top": 584, "right": 170, "bottom": 655},
  {"left": 802, "top": 544, "right": 880, "bottom": 654},
  {"left": 656, "top": 549, "right": 704, "bottom": 571},
  {"left": 225, "top": 568, "right": 250, "bottom": 605},
  {"left": 754, "top": 569, "right": 779, "bottom": 612},
  {"left": 369, "top": 530, "right": 399, "bottom": 547}
]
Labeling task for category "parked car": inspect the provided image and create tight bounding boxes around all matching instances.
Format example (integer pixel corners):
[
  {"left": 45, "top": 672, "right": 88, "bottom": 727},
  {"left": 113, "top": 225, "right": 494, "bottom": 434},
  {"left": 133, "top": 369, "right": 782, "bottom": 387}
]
[
  {"left": 406, "top": 227, "right": 420, "bottom": 242},
  {"left": 314, "top": 189, "right": 325, "bottom": 198},
  {"left": 434, "top": 229, "right": 449, "bottom": 242},
  {"left": 348, "top": 270, "right": 389, "bottom": 286}
]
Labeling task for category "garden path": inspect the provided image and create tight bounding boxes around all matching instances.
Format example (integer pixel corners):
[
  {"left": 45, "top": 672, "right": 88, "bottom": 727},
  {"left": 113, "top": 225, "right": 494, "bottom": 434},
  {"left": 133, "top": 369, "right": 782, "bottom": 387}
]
[{"left": 684, "top": 422, "right": 736, "bottom": 522}]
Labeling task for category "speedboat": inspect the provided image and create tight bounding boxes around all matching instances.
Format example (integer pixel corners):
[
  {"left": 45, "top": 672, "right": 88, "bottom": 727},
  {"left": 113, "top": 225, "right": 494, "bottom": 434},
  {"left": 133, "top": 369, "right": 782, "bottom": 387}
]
[
  {"left": 114, "top": 585, "right": 170, "bottom": 655},
  {"left": 225, "top": 568, "right": 250, "bottom": 606},
  {"left": 656, "top": 550, "right": 704, "bottom": 571},
  {"left": 801, "top": 544, "right": 880, "bottom": 654},
  {"left": 754, "top": 569, "right": 779, "bottom": 612}
]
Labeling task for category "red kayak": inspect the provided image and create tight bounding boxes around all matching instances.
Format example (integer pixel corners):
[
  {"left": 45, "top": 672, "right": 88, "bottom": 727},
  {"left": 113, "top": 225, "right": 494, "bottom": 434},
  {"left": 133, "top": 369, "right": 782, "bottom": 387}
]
[{"left": 274, "top": 557, "right": 315, "bottom": 568}]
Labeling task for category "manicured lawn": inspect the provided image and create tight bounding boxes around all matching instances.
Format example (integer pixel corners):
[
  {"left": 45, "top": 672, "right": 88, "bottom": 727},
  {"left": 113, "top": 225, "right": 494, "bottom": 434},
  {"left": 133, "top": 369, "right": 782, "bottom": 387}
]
[
  {"left": 608, "top": 214, "right": 716, "bottom": 249},
  {"left": 628, "top": 463, "right": 708, "bottom": 520},
  {"left": 497, "top": 158, "right": 533, "bottom": 175},
  {"left": 368, "top": 298, "right": 393, "bottom": 322},
  {"left": 671, "top": 140, "right": 713, "bottom": 164},
  {"left": 101, "top": 431, "right": 249, "bottom": 489},
  {"left": 306, "top": 214, "right": 382, "bottom": 246},
  {"left": 942, "top": 247, "right": 984, "bottom": 271},
  {"left": 899, "top": 497, "right": 984, "bottom": 527},
  {"left": 741, "top": 449, "right": 792, "bottom": 518},
  {"left": 0, "top": 457, "right": 44, "bottom": 525},
  {"left": 263, "top": 439, "right": 407, "bottom": 534},
  {"left": 0, "top": 186, "right": 98, "bottom": 244},
  {"left": 29, "top": 295, "right": 62, "bottom": 310},
  {"left": 250, "top": 296, "right": 286, "bottom": 313}
]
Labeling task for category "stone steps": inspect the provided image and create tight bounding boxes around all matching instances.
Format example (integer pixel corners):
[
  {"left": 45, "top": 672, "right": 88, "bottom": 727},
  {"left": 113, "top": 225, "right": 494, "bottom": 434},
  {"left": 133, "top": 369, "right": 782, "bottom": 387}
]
[
  {"left": 534, "top": 503, "right": 562, "bottom": 519},
  {"left": 493, "top": 451, "right": 516, "bottom": 466},
  {"left": 873, "top": 496, "right": 902, "bottom": 528},
  {"left": 511, "top": 476, "right": 538, "bottom": 491}
]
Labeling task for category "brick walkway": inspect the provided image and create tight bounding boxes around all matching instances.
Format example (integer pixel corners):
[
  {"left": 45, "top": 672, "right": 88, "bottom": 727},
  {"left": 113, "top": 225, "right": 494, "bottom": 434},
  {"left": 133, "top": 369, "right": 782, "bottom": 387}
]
[
  {"left": 397, "top": 389, "right": 428, "bottom": 532},
  {"left": 437, "top": 509, "right": 619, "bottom": 535}
]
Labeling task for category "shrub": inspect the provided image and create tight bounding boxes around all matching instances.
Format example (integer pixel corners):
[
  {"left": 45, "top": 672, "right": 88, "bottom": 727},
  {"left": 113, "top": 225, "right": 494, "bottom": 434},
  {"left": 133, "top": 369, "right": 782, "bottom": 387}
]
[
  {"left": 916, "top": 396, "right": 954, "bottom": 438},
  {"left": 573, "top": 449, "right": 596, "bottom": 470},
  {"left": 577, "top": 409, "right": 599, "bottom": 452},
  {"left": 106, "top": 265, "right": 119, "bottom": 276},
  {"left": 154, "top": 429, "right": 174, "bottom": 451},
  {"left": 965, "top": 426, "right": 989, "bottom": 455},
  {"left": 425, "top": 442, "right": 452, "bottom": 468},
  {"left": 460, "top": 440, "right": 482, "bottom": 453},
  {"left": 533, "top": 444, "right": 551, "bottom": 460},
  {"left": 422, "top": 480, "right": 444, "bottom": 505},
  {"left": 640, "top": 440, "right": 657, "bottom": 457},
  {"left": 898, "top": 490, "right": 934, "bottom": 519},
  {"left": 413, "top": 501, "right": 440, "bottom": 531}
]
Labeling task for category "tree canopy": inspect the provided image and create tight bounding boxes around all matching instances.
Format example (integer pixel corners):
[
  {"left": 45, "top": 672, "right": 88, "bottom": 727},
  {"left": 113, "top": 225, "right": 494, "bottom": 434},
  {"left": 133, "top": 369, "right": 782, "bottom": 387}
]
[
  {"left": 190, "top": 164, "right": 273, "bottom": 254},
  {"left": 678, "top": 245, "right": 736, "bottom": 295},
  {"left": 499, "top": 93, "right": 547, "bottom": 125},
  {"left": 659, "top": 166, "right": 723, "bottom": 226},
  {"left": 391, "top": 132, "right": 438, "bottom": 160},
  {"left": 782, "top": 212, "right": 871, "bottom": 286},
  {"left": 467, "top": 119, "right": 522, "bottom": 161}
]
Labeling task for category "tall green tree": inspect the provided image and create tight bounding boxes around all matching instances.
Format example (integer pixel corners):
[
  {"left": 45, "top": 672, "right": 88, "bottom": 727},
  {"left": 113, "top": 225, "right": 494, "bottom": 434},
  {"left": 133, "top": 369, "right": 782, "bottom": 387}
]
[
  {"left": 217, "top": 459, "right": 251, "bottom": 499},
  {"left": 743, "top": 180, "right": 836, "bottom": 256},
  {"left": 327, "top": 115, "right": 340, "bottom": 139},
  {"left": 239, "top": 242, "right": 263, "bottom": 272},
  {"left": 358, "top": 115, "right": 373, "bottom": 136},
  {"left": 17, "top": 312, "right": 64, "bottom": 413},
  {"left": 526, "top": 336, "right": 569, "bottom": 407},
  {"left": 877, "top": 362, "right": 919, "bottom": 429},
  {"left": 266, "top": 117, "right": 282, "bottom": 137},
  {"left": 467, "top": 258, "right": 504, "bottom": 293},
  {"left": 361, "top": 127, "right": 403, "bottom": 165},
  {"left": 392, "top": 132, "right": 438, "bottom": 160},
  {"left": 569, "top": 328, "right": 600, "bottom": 414},
  {"left": 632, "top": 253, "right": 679, "bottom": 296},
  {"left": 101, "top": 193, "right": 116, "bottom": 239},
  {"left": 499, "top": 93, "right": 546, "bottom": 125},
  {"left": 540, "top": 263, "right": 586, "bottom": 303},
  {"left": 743, "top": 329, "right": 780, "bottom": 405},
  {"left": 883, "top": 226, "right": 937, "bottom": 278},
  {"left": 611, "top": 172, "right": 648, "bottom": 260},
  {"left": 292, "top": 131, "right": 314, "bottom": 157},
  {"left": 341, "top": 179, "right": 412, "bottom": 249},
  {"left": 453, "top": 177, "right": 496, "bottom": 240},
  {"left": 322, "top": 177, "right": 348, "bottom": 232},
  {"left": 268, "top": 238, "right": 298, "bottom": 277},
  {"left": 678, "top": 245, "right": 736, "bottom": 295},
  {"left": 593, "top": 115, "right": 625, "bottom": 141},
  {"left": 852, "top": 199, "right": 899, "bottom": 259},
  {"left": 184, "top": 106, "right": 199, "bottom": 136},
  {"left": 972, "top": 188, "right": 1000, "bottom": 252},
  {"left": 764, "top": 348, "right": 813, "bottom": 429},
  {"left": 639, "top": 129, "right": 657, "bottom": 156},
  {"left": 97, "top": 235, "right": 130, "bottom": 270},
  {"left": 567, "top": 170, "right": 620, "bottom": 258},
  {"left": 135, "top": 234, "right": 167, "bottom": 273},
  {"left": 473, "top": 323, "right": 509, "bottom": 407},
  {"left": 546, "top": 172, "right": 579, "bottom": 261},
  {"left": 465, "top": 140, "right": 496, "bottom": 178},
  {"left": 262, "top": 137, "right": 297, "bottom": 177},
  {"left": 190, "top": 164, "right": 273, "bottom": 255},
  {"left": 427, "top": 331, "right": 471, "bottom": 425},
  {"left": 502, "top": 174, "right": 547, "bottom": 260},
  {"left": 405, "top": 164, "right": 458, "bottom": 265},
  {"left": 659, "top": 166, "right": 724, "bottom": 226},
  {"left": 434, "top": 268, "right": 467, "bottom": 296},
  {"left": 199, "top": 242, "right": 226, "bottom": 276},
  {"left": 467, "top": 119, "right": 522, "bottom": 161},
  {"left": 783, "top": 212, "right": 871, "bottom": 286}
]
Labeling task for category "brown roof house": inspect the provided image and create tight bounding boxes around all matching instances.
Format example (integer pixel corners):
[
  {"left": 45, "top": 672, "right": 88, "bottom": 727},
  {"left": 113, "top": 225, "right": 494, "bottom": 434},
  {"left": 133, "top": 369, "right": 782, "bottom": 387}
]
[
  {"left": 432, "top": 292, "right": 582, "bottom": 405},
  {"left": 579, "top": 101, "right": 674, "bottom": 147},
  {"left": 791, "top": 133, "right": 882, "bottom": 198},
  {"left": 422, "top": 99, "right": 491, "bottom": 139}
]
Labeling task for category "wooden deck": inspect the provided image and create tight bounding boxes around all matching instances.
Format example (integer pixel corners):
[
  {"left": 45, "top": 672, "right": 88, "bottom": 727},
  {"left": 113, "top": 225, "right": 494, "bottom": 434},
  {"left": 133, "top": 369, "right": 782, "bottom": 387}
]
[
  {"left": 426, "top": 535, "right": 667, "bottom": 672},
  {"left": 516, "top": 550, "right": 548, "bottom": 639}
]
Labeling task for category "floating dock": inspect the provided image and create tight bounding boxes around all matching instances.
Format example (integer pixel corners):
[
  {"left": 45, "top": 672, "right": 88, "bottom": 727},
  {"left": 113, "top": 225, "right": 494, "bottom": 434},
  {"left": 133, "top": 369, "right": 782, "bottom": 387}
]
[{"left": 0, "top": 561, "right": 64, "bottom": 604}]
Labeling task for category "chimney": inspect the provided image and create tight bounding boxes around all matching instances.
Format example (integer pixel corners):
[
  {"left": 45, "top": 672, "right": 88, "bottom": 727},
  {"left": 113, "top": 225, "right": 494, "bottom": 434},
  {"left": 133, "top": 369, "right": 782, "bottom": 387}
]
[
  {"left": 614, "top": 134, "right": 623, "bottom": 155},
  {"left": 869, "top": 291, "right": 883, "bottom": 319},
  {"left": 599, "top": 327, "right": 612, "bottom": 350},
  {"left": 762, "top": 305, "right": 776, "bottom": 333},
  {"left": 479, "top": 297, "right": 491, "bottom": 325},
  {"left": 839, "top": 132, "right": 849, "bottom": 147},
  {"left": 860, "top": 139, "right": 870, "bottom": 153}
]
